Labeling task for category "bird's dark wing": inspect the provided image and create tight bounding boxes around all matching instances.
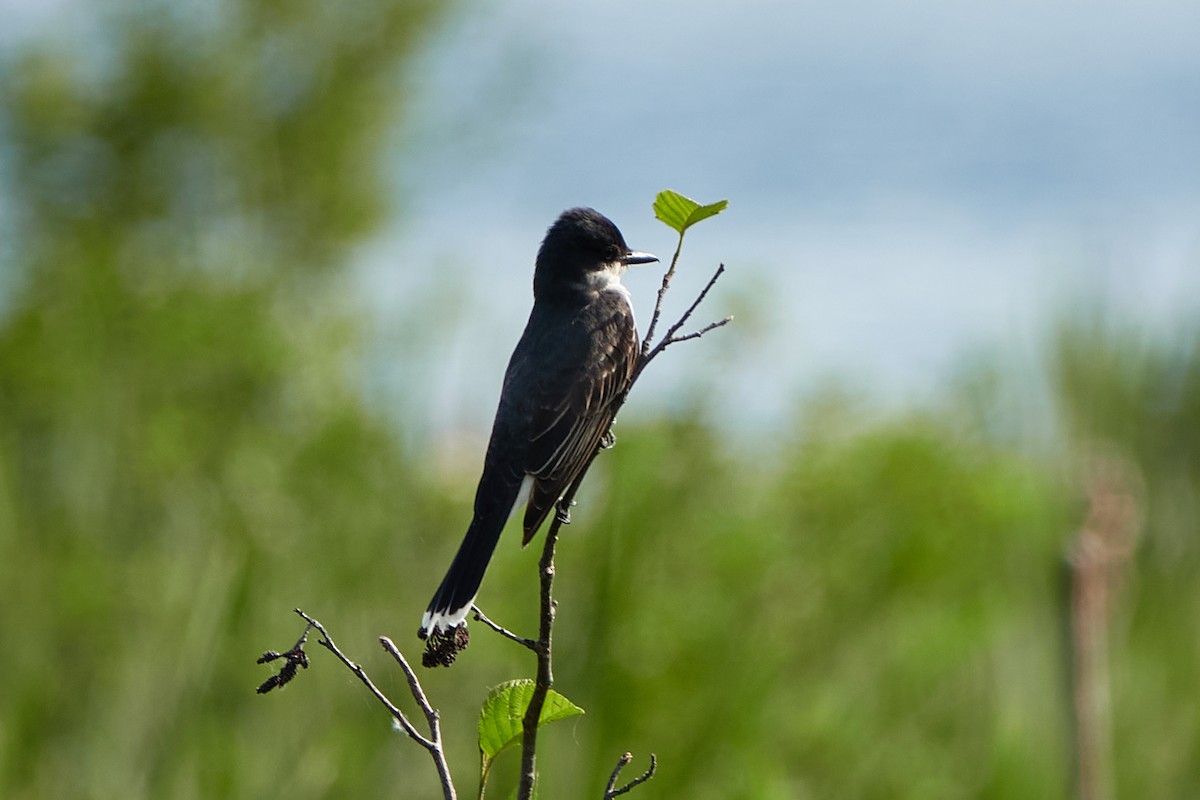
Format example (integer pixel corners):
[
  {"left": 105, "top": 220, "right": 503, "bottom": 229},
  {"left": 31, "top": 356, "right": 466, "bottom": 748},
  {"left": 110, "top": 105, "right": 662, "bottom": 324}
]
[{"left": 520, "top": 297, "right": 638, "bottom": 542}]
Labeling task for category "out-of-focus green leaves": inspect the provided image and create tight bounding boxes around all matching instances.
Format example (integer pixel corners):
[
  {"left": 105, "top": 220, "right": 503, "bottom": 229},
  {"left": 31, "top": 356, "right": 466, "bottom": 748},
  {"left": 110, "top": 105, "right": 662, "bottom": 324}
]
[
  {"left": 0, "top": 2, "right": 451, "bottom": 799},
  {"left": 652, "top": 190, "right": 728, "bottom": 235},
  {"left": 3, "top": 0, "right": 438, "bottom": 281},
  {"left": 546, "top": 413, "right": 1076, "bottom": 800}
]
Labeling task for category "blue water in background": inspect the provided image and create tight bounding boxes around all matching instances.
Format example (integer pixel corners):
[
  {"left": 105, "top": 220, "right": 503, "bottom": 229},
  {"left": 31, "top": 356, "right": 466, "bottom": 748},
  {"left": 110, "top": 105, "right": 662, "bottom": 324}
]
[{"left": 359, "top": 0, "right": 1200, "bottom": 441}]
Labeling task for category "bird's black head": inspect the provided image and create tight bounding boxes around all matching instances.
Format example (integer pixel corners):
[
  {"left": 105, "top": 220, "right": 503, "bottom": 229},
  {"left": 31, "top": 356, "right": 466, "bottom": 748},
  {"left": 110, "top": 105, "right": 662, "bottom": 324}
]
[{"left": 533, "top": 208, "right": 657, "bottom": 302}]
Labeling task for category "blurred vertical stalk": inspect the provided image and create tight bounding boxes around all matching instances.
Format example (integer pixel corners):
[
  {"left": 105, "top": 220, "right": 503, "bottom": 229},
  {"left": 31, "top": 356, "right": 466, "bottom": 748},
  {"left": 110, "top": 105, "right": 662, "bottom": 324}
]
[{"left": 1068, "top": 455, "right": 1140, "bottom": 800}]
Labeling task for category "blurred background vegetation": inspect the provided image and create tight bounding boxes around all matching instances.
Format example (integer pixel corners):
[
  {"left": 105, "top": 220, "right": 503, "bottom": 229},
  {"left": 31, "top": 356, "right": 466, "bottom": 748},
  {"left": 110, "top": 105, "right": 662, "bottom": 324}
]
[{"left": 1, "top": 1, "right": 1197, "bottom": 798}]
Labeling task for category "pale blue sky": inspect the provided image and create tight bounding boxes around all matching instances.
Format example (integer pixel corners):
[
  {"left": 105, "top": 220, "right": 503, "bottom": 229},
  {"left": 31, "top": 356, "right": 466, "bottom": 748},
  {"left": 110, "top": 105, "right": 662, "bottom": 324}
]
[
  {"left": 5, "top": 0, "right": 1199, "bottom": 437},
  {"left": 373, "top": 0, "right": 1200, "bottom": 436}
]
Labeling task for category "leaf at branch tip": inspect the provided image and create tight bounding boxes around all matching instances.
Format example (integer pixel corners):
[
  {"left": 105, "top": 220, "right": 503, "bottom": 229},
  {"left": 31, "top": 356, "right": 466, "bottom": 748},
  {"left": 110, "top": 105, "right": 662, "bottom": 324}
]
[
  {"left": 477, "top": 679, "right": 585, "bottom": 760},
  {"left": 653, "top": 190, "right": 728, "bottom": 234}
]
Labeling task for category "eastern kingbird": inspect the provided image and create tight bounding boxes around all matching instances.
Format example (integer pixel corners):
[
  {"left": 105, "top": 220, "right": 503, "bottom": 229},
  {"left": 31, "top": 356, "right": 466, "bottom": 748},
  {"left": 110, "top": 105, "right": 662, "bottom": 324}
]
[{"left": 419, "top": 208, "right": 657, "bottom": 643}]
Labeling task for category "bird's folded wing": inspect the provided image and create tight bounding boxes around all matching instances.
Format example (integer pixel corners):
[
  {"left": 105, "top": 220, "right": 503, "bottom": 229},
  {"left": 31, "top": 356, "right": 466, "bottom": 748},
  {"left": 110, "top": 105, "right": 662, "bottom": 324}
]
[{"left": 521, "top": 309, "right": 637, "bottom": 541}]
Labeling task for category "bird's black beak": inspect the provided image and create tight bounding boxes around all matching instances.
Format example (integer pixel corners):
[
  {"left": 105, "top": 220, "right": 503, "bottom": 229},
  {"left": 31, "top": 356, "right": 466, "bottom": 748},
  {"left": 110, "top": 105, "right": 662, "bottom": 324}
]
[{"left": 622, "top": 250, "right": 658, "bottom": 266}]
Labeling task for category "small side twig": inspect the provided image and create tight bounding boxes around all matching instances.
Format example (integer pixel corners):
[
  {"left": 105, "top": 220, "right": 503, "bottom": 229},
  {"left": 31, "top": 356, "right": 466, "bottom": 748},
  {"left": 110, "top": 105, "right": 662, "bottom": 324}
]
[
  {"left": 604, "top": 752, "right": 657, "bottom": 799},
  {"left": 666, "top": 316, "right": 732, "bottom": 347},
  {"left": 640, "top": 229, "right": 687, "bottom": 355},
  {"left": 472, "top": 605, "right": 537, "bottom": 651},
  {"left": 637, "top": 263, "right": 731, "bottom": 378}
]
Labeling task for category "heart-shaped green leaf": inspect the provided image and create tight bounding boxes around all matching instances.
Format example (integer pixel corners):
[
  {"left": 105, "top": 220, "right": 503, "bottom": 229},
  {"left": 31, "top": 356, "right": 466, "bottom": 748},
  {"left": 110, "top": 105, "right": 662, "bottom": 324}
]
[
  {"left": 478, "top": 679, "right": 584, "bottom": 760},
  {"left": 653, "top": 190, "right": 728, "bottom": 234}
]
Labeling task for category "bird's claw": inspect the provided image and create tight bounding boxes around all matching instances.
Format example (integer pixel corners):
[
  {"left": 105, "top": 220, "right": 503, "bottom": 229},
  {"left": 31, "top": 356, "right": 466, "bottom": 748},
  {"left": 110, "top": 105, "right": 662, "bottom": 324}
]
[{"left": 555, "top": 498, "right": 575, "bottom": 525}]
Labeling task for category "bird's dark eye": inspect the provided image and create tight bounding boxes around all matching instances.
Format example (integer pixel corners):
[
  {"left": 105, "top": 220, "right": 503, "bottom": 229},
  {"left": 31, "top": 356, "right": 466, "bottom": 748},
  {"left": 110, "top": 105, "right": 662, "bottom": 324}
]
[{"left": 604, "top": 244, "right": 620, "bottom": 261}]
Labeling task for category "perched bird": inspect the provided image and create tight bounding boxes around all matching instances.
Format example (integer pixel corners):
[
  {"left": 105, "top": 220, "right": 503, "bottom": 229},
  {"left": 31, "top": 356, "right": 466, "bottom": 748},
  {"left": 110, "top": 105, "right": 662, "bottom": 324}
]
[{"left": 419, "top": 208, "right": 657, "bottom": 644}]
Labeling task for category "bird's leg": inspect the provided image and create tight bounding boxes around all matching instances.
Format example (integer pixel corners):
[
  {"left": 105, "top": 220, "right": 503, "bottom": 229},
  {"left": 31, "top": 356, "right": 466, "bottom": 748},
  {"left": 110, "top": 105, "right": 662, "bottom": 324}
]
[{"left": 555, "top": 496, "right": 575, "bottom": 525}]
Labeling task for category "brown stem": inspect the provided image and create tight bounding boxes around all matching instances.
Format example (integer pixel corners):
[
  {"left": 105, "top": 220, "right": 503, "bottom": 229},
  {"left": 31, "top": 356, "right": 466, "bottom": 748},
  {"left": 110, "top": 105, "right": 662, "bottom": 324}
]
[
  {"left": 517, "top": 467, "right": 588, "bottom": 799},
  {"left": 1068, "top": 457, "right": 1140, "bottom": 800}
]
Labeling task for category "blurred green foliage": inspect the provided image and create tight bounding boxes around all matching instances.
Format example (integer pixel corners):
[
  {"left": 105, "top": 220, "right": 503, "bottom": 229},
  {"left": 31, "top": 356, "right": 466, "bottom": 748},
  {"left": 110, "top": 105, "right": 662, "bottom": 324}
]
[{"left": 1, "top": 3, "right": 1198, "bottom": 799}]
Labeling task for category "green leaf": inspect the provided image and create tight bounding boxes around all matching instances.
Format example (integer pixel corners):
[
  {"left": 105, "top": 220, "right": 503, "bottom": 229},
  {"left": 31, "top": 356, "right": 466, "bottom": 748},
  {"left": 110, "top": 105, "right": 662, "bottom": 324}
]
[
  {"left": 653, "top": 190, "right": 728, "bottom": 234},
  {"left": 477, "top": 680, "right": 584, "bottom": 760}
]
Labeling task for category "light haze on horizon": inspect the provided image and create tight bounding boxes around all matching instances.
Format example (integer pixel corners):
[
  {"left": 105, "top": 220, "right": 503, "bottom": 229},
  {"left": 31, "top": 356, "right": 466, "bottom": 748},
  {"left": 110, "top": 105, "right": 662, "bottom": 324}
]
[{"left": 4, "top": 0, "right": 1198, "bottom": 436}]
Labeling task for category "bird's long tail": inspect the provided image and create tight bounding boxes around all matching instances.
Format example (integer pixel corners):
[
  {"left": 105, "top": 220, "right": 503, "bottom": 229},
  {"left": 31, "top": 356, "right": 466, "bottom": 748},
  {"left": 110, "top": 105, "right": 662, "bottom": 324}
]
[
  {"left": 419, "top": 476, "right": 532, "bottom": 637},
  {"left": 419, "top": 521, "right": 499, "bottom": 636}
]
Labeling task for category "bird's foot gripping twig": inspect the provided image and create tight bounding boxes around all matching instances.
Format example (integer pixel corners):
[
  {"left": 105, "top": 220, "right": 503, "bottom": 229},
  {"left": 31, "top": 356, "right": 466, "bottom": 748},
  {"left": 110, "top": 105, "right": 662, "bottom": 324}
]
[{"left": 554, "top": 496, "right": 574, "bottom": 526}]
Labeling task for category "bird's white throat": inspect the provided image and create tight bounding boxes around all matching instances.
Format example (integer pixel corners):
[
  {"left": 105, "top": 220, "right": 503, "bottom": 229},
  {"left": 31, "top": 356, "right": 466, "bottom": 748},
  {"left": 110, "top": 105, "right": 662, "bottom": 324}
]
[{"left": 583, "top": 263, "right": 633, "bottom": 306}]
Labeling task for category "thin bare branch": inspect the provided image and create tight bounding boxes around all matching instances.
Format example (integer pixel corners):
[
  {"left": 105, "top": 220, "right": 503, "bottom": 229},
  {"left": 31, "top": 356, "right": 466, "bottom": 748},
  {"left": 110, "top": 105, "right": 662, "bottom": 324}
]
[
  {"left": 666, "top": 315, "right": 733, "bottom": 346},
  {"left": 604, "top": 753, "right": 657, "bottom": 799},
  {"left": 379, "top": 637, "right": 437, "bottom": 726},
  {"left": 661, "top": 262, "right": 726, "bottom": 345},
  {"left": 293, "top": 610, "right": 433, "bottom": 748},
  {"left": 472, "top": 605, "right": 537, "bottom": 651},
  {"left": 604, "top": 753, "right": 633, "bottom": 796},
  {"left": 288, "top": 610, "right": 457, "bottom": 799},
  {"left": 639, "top": 263, "right": 729, "bottom": 376},
  {"left": 640, "top": 233, "right": 686, "bottom": 356},
  {"left": 380, "top": 636, "right": 456, "bottom": 799}
]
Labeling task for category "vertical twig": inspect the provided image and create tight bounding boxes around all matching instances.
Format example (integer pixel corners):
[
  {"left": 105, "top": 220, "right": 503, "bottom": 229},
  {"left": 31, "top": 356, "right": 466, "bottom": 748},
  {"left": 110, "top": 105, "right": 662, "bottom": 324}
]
[
  {"left": 517, "top": 468, "right": 588, "bottom": 799},
  {"left": 640, "top": 231, "right": 685, "bottom": 356},
  {"left": 380, "top": 636, "right": 456, "bottom": 800}
]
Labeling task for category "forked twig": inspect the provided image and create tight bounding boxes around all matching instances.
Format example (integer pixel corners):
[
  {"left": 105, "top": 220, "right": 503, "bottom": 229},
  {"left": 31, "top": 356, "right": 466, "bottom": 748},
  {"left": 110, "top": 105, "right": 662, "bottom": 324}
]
[
  {"left": 638, "top": 263, "right": 731, "bottom": 379},
  {"left": 604, "top": 752, "right": 658, "bottom": 798},
  {"left": 261, "top": 609, "right": 457, "bottom": 800}
]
